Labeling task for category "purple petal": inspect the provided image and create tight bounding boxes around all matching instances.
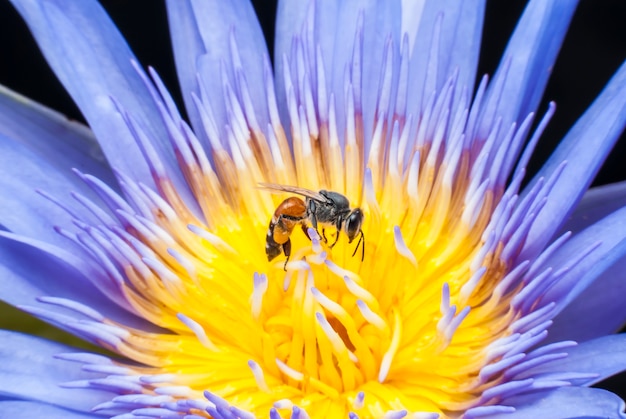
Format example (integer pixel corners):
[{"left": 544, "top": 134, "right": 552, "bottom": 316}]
[
  {"left": 523, "top": 335, "right": 626, "bottom": 386},
  {"left": 0, "top": 132, "right": 84, "bottom": 248},
  {"left": 481, "top": 387, "right": 626, "bottom": 418},
  {"left": 164, "top": 0, "right": 206, "bottom": 141},
  {"left": 536, "top": 206, "right": 626, "bottom": 314},
  {"left": 548, "top": 253, "right": 626, "bottom": 343},
  {"left": 9, "top": 0, "right": 195, "bottom": 207},
  {"left": 476, "top": 0, "right": 578, "bottom": 140},
  {"left": 0, "top": 330, "right": 110, "bottom": 412},
  {"left": 519, "top": 62, "right": 626, "bottom": 263},
  {"left": 0, "top": 85, "right": 117, "bottom": 190},
  {"left": 406, "top": 0, "right": 486, "bottom": 116},
  {"left": 275, "top": 1, "right": 402, "bottom": 137},
  {"left": 0, "top": 401, "right": 98, "bottom": 419},
  {"left": 0, "top": 231, "right": 153, "bottom": 330},
  {"left": 561, "top": 181, "right": 626, "bottom": 235},
  {"left": 166, "top": 0, "right": 270, "bottom": 140}
]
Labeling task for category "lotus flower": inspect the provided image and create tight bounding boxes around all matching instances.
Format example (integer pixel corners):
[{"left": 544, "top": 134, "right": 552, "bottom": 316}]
[{"left": 1, "top": 0, "right": 626, "bottom": 418}]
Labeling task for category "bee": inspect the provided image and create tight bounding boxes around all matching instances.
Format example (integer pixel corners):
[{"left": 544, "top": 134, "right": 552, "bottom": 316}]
[{"left": 259, "top": 183, "right": 365, "bottom": 269}]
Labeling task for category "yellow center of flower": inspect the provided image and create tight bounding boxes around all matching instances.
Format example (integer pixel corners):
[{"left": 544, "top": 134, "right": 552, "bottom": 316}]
[{"left": 97, "top": 105, "right": 515, "bottom": 418}]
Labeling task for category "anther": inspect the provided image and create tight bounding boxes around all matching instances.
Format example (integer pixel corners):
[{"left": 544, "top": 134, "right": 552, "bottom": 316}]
[{"left": 247, "top": 360, "right": 270, "bottom": 392}]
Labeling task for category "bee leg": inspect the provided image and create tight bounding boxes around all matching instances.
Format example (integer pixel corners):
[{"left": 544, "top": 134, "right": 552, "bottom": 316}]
[
  {"left": 328, "top": 220, "right": 342, "bottom": 248},
  {"left": 350, "top": 230, "right": 365, "bottom": 261},
  {"left": 328, "top": 232, "right": 338, "bottom": 248},
  {"left": 266, "top": 223, "right": 283, "bottom": 261},
  {"left": 307, "top": 200, "right": 322, "bottom": 238},
  {"left": 300, "top": 223, "right": 311, "bottom": 240},
  {"left": 322, "top": 228, "right": 329, "bottom": 243},
  {"left": 282, "top": 238, "right": 292, "bottom": 271}
]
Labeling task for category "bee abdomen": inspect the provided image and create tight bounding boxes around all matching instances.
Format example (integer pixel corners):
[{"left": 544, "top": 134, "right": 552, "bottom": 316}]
[
  {"left": 266, "top": 222, "right": 283, "bottom": 261},
  {"left": 264, "top": 197, "right": 307, "bottom": 262}
]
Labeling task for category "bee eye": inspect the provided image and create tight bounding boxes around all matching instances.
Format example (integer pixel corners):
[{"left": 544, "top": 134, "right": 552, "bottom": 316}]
[{"left": 345, "top": 209, "right": 363, "bottom": 242}]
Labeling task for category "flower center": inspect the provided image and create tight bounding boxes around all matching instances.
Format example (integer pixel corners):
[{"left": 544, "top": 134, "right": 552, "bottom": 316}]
[
  {"left": 174, "top": 168, "right": 506, "bottom": 416},
  {"left": 48, "top": 16, "right": 555, "bottom": 414}
]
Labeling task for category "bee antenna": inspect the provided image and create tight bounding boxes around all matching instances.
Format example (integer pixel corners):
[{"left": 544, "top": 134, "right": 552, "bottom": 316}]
[{"left": 351, "top": 230, "right": 365, "bottom": 261}]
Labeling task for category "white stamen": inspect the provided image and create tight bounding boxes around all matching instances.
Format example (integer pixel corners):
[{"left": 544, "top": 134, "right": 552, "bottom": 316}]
[
  {"left": 364, "top": 168, "right": 382, "bottom": 221},
  {"left": 356, "top": 300, "right": 388, "bottom": 332},
  {"left": 142, "top": 257, "right": 182, "bottom": 288},
  {"left": 273, "top": 399, "right": 294, "bottom": 410},
  {"left": 462, "top": 178, "right": 490, "bottom": 227},
  {"left": 275, "top": 359, "right": 304, "bottom": 381},
  {"left": 283, "top": 270, "right": 294, "bottom": 292},
  {"left": 342, "top": 275, "right": 378, "bottom": 309},
  {"left": 378, "top": 308, "right": 402, "bottom": 383},
  {"left": 353, "top": 391, "right": 365, "bottom": 409},
  {"left": 303, "top": 74, "right": 319, "bottom": 138},
  {"left": 167, "top": 248, "right": 198, "bottom": 284},
  {"left": 247, "top": 360, "right": 270, "bottom": 392},
  {"left": 384, "top": 410, "right": 407, "bottom": 419},
  {"left": 293, "top": 405, "right": 311, "bottom": 419},
  {"left": 140, "top": 178, "right": 181, "bottom": 220},
  {"left": 458, "top": 267, "right": 486, "bottom": 303},
  {"left": 284, "top": 259, "right": 310, "bottom": 272},
  {"left": 306, "top": 250, "right": 327, "bottom": 265},
  {"left": 177, "top": 313, "right": 218, "bottom": 351},
  {"left": 444, "top": 306, "right": 470, "bottom": 342},
  {"left": 440, "top": 283, "right": 451, "bottom": 315},
  {"left": 315, "top": 312, "right": 358, "bottom": 363},
  {"left": 188, "top": 224, "right": 239, "bottom": 256},
  {"left": 325, "top": 260, "right": 361, "bottom": 282},
  {"left": 251, "top": 272, "right": 268, "bottom": 319},
  {"left": 393, "top": 226, "right": 417, "bottom": 267},
  {"left": 307, "top": 227, "right": 323, "bottom": 253}
]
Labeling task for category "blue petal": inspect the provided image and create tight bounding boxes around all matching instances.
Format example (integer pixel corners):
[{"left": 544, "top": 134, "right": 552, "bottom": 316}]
[
  {"left": 0, "top": 132, "right": 85, "bottom": 248},
  {"left": 166, "top": 0, "right": 270, "bottom": 140},
  {"left": 0, "top": 232, "right": 153, "bottom": 330},
  {"left": 164, "top": 0, "right": 206, "bottom": 141},
  {"left": 522, "top": 335, "right": 626, "bottom": 386},
  {"left": 476, "top": 0, "right": 578, "bottom": 140},
  {"left": 9, "top": 0, "right": 195, "bottom": 207},
  {"left": 561, "top": 181, "right": 626, "bottom": 235},
  {"left": 480, "top": 387, "right": 626, "bottom": 418},
  {"left": 275, "top": 0, "right": 402, "bottom": 138},
  {"left": 519, "top": 62, "right": 626, "bottom": 262},
  {"left": 406, "top": 0, "right": 486, "bottom": 116},
  {"left": 548, "top": 252, "right": 626, "bottom": 343},
  {"left": 0, "top": 330, "right": 110, "bottom": 412},
  {"left": 536, "top": 205, "right": 626, "bottom": 315},
  {"left": 0, "top": 401, "right": 98, "bottom": 419},
  {"left": 0, "top": 85, "right": 117, "bottom": 190}
]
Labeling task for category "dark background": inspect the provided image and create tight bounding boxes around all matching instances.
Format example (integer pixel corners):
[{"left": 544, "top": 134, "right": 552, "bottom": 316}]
[{"left": 0, "top": 0, "right": 625, "bottom": 403}]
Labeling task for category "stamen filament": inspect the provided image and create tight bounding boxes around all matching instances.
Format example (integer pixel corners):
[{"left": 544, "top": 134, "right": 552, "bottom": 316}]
[
  {"left": 378, "top": 308, "right": 402, "bottom": 383},
  {"left": 251, "top": 272, "right": 268, "bottom": 319},
  {"left": 356, "top": 300, "right": 389, "bottom": 334},
  {"left": 342, "top": 275, "right": 379, "bottom": 310},
  {"left": 177, "top": 313, "right": 218, "bottom": 351},
  {"left": 247, "top": 360, "right": 270, "bottom": 392},
  {"left": 311, "top": 288, "right": 378, "bottom": 379}
]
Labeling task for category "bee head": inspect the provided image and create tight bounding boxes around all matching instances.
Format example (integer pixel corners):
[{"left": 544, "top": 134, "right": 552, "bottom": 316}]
[{"left": 344, "top": 208, "right": 364, "bottom": 242}]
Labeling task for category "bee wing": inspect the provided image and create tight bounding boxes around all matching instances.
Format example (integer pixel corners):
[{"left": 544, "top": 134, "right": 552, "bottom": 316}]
[{"left": 257, "top": 183, "right": 328, "bottom": 202}]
